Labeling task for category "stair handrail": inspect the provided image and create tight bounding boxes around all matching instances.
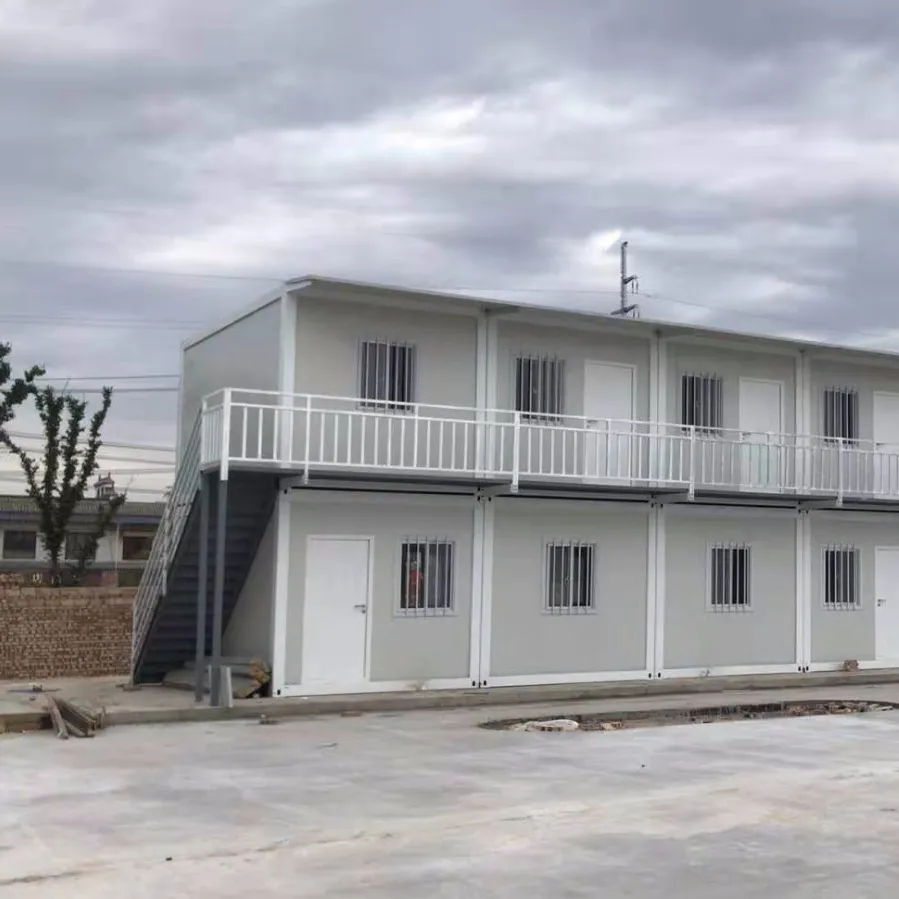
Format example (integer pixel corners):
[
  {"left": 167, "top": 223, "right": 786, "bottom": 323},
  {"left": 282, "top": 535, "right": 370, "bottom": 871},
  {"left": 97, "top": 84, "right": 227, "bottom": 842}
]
[{"left": 132, "top": 412, "right": 203, "bottom": 670}]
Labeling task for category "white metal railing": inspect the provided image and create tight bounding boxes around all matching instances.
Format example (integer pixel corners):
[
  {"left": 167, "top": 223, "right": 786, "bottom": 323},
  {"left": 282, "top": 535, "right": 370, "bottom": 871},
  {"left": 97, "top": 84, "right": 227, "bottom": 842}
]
[
  {"left": 198, "top": 389, "right": 899, "bottom": 502},
  {"left": 130, "top": 391, "right": 899, "bottom": 669},
  {"left": 132, "top": 414, "right": 202, "bottom": 668}
]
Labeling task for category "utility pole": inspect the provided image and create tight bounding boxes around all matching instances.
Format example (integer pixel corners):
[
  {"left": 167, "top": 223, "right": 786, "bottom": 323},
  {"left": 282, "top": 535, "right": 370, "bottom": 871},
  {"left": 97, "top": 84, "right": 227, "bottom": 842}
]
[{"left": 611, "top": 240, "right": 639, "bottom": 318}]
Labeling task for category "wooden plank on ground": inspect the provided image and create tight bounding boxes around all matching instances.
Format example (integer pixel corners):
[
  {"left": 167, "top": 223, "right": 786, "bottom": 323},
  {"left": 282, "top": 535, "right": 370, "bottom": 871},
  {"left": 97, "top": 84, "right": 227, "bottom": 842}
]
[
  {"left": 45, "top": 698, "right": 68, "bottom": 740},
  {"left": 56, "top": 699, "right": 99, "bottom": 738},
  {"left": 64, "top": 718, "right": 87, "bottom": 738}
]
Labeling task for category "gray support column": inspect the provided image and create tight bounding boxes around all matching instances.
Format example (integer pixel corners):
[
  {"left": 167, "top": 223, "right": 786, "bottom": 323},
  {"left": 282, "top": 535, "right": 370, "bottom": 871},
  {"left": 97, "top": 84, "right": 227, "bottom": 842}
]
[
  {"left": 210, "top": 473, "right": 229, "bottom": 707},
  {"left": 194, "top": 472, "right": 210, "bottom": 702}
]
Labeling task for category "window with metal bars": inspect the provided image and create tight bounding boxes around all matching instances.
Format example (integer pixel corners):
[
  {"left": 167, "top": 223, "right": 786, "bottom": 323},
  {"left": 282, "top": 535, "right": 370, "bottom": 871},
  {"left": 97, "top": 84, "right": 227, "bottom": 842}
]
[
  {"left": 822, "top": 388, "right": 858, "bottom": 443},
  {"left": 823, "top": 546, "right": 860, "bottom": 609},
  {"left": 515, "top": 355, "right": 564, "bottom": 420},
  {"left": 399, "top": 539, "right": 454, "bottom": 615},
  {"left": 709, "top": 544, "right": 751, "bottom": 610},
  {"left": 545, "top": 542, "right": 596, "bottom": 613},
  {"left": 359, "top": 340, "right": 416, "bottom": 410},
  {"left": 681, "top": 373, "right": 723, "bottom": 432}
]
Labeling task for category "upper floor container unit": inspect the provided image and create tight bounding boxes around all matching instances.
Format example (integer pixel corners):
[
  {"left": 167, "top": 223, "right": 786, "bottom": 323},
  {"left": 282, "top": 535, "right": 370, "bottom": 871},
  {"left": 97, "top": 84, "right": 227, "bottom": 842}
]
[{"left": 177, "top": 276, "right": 899, "bottom": 506}]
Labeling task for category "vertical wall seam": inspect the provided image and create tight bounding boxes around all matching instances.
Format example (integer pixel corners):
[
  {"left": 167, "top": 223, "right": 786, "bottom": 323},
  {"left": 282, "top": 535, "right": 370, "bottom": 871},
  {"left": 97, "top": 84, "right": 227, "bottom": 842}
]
[
  {"left": 468, "top": 496, "right": 485, "bottom": 686},
  {"left": 645, "top": 502, "right": 658, "bottom": 675},
  {"left": 270, "top": 489, "right": 292, "bottom": 695}
]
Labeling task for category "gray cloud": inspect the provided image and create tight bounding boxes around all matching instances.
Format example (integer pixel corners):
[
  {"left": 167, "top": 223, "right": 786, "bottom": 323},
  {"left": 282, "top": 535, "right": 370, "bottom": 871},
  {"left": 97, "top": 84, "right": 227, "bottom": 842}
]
[{"left": 0, "top": 0, "right": 897, "bottom": 470}]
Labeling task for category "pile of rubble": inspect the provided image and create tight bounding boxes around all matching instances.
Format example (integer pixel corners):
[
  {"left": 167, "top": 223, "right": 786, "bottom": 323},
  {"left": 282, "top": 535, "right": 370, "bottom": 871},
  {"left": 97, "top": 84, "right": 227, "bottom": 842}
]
[{"left": 509, "top": 718, "right": 580, "bottom": 732}]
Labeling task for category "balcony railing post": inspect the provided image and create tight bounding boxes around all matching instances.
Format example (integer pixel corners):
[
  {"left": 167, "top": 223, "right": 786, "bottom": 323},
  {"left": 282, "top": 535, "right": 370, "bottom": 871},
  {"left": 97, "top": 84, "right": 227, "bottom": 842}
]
[
  {"left": 220, "top": 389, "right": 232, "bottom": 480},
  {"left": 474, "top": 405, "right": 484, "bottom": 477},
  {"left": 688, "top": 425, "right": 696, "bottom": 500},
  {"left": 199, "top": 397, "right": 209, "bottom": 465},
  {"left": 161, "top": 498, "right": 171, "bottom": 596},
  {"left": 303, "top": 394, "right": 312, "bottom": 484},
  {"left": 512, "top": 411, "right": 521, "bottom": 492},
  {"left": 837, "top": 437, "right": 844, "bottom": 505}
]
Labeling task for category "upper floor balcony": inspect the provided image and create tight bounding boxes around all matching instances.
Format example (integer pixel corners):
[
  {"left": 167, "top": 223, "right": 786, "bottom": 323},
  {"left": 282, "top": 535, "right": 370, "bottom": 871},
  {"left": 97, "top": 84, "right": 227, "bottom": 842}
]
[{"left": 198, "top": 389, "right": 899, "bottom": 504}]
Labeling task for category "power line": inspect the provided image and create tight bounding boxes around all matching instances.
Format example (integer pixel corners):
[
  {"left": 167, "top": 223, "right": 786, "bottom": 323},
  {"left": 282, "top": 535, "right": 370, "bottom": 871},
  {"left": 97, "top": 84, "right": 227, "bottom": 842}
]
[
  {"left": 5, "top": 431, "right": 174, "bottom": 452},
  {"left": 0, "top": 255, "right": 895, "bottom": 346},
  {"left": 36, "top": 373, "right": 180, "bottom": 382},
  {"left": 638, "top": 291, "right": 895, "bottom": 343},
  {"left": 51, "top": 386, "right": 179, "bottom": 395},
  {"left": 0, "top": 467, "right": 172, "bottom": 480},
  {"left": 0, "top": 478, "right": 168, "bottom": 498},
  {"left": 0, "top": 316, "right": 203, "bottom": 330},
  {"left": 0, "top": 251, "right": 890, "bottom": 336},
  {"left": 0, "top": 257, "right": 283, "bottom": 283},
  {"left": 1, "top": 459, "right": 174, "bottom": 471},
  {"left": 1, "top": 455, "right": 174, "bottom": 469}
]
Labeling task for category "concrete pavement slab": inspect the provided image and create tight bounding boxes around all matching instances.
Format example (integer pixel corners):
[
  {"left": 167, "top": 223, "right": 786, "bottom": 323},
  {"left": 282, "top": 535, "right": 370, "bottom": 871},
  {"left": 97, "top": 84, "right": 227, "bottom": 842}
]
[{"left": 4, "top": 696, "right": 899, "bottom": 895}]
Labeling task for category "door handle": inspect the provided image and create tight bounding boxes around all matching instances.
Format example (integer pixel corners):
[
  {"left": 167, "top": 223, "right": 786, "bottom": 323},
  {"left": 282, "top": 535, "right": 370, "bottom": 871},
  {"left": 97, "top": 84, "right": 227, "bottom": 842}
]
[
  {"left": 353, "top": 604, "right": 367, "bottom": 613},
  {"left": 878, "top": 598, "right": 886, "bottom": 607}
]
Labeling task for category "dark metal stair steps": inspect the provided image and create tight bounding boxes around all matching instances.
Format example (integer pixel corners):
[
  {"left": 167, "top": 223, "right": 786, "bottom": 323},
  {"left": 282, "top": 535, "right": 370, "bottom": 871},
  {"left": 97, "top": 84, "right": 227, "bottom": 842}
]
[{"left": 133, "top": 470, "right": 279, "bottom": 683}]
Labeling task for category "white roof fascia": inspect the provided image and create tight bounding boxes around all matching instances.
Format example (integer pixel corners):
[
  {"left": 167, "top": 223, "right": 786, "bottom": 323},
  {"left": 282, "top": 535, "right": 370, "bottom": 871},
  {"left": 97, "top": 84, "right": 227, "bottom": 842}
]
[
  {"left": 291, "top": 275, "right": 899, "bottom": 368},
  {"left": 180, "top": 285, "right": 287, "bottom": 351},
  {"left": 185, "top": 274, "right": 899, "bottom": 370}
]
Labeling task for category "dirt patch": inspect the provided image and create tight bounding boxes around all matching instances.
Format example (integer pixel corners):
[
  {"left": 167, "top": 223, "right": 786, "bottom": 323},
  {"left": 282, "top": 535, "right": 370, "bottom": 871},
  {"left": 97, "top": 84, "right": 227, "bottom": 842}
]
[{"left": 483, "top": 700, "right": 899, "bottom": 732}]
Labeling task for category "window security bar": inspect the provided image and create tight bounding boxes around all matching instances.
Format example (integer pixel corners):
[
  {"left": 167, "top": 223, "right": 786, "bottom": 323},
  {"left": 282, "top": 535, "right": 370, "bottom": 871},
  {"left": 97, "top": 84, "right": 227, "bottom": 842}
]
[
  {"left": 823, "top": 387, "right": 859, "bottom": 444},
  {"left": 359, "top": 340, "right": 416, "bottom": 410},
  {"left": 710, "top": 543, "right": 750, "bottom": 610},
  {"left": 545, "top": 541, "right": 596, "bottom": 613},
  {"left": 515, "top": 355, "right": 564, "bottom": 421},
  {"left": 823, "top": 545, "right": 860, "bottom": 609},
  {"left": 399, "top": 538, "right": 454, "bottom": 616},
  {"left": 681, "top": 373, "right": 723, "bottom": 433}
]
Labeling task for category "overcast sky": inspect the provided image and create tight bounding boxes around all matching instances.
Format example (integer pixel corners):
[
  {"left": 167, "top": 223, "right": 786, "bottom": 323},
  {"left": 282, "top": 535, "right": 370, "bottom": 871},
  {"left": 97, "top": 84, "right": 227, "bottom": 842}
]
[{"left": 1, "top": 0, "right": 897, "bottom": 489}]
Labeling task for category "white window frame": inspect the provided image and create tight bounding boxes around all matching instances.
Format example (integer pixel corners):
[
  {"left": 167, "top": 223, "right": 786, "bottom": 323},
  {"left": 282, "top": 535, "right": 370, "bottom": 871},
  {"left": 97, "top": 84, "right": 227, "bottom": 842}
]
[
  {"left": 681, "top": 372, "right": 724, "bottom": 434},
  {"left": 706, "top": 542, "right": 752, "bottom": 612},
  {"left": 822, "top": 387, "right": 859, "bottom": 444},
  {"left": 358, "top": 339, "right": 416, "bottom": 412},
  {"left": 396, "top": 537, "right": 456, "bottom": 617},
  {"left": 1, "top": 528, "right": 38, "bottom": 561},
  {"left": 821, "top": 545, "right": 861, "bottom": 610},
  {"left": 514, "top": 354, "right": 565, "bottom": 421},
  {"left": 544, "top": 540, "right": 597, "bottom": 614}
]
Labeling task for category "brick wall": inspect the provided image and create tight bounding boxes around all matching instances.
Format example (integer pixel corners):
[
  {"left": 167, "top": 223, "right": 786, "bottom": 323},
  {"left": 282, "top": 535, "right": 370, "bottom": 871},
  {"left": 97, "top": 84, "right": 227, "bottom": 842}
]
[
  {"left": 0, "top": 568, "right": 134, "bottom": 587},
  {"left": 0, "top": 581, "right": 135, "bottom": 680}
]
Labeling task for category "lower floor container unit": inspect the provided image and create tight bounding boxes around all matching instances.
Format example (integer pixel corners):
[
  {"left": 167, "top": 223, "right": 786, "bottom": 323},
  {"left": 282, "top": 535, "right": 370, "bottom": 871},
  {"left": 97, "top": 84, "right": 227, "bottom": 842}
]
[{"left": 224, "top": 486, "right": 899, "bottom": 697}]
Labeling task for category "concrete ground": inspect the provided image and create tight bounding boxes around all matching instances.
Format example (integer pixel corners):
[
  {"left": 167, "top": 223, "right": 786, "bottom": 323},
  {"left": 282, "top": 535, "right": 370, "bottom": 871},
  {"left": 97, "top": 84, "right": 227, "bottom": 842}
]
[
  {"left": 5, "top": 685, "right": 899, "bottom": 897},
  {"left": 0, "top": 675, "right": 196, "bottom": 725},
  {"left": 6, "top": 668, "right": 899, "bottom": 731}
]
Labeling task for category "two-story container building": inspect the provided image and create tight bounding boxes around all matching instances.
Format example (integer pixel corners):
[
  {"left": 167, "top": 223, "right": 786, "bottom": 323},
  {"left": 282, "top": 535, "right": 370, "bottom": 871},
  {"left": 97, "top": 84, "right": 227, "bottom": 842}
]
[{"left": 132, "top": 276, "right": 899, "bottom": 700}]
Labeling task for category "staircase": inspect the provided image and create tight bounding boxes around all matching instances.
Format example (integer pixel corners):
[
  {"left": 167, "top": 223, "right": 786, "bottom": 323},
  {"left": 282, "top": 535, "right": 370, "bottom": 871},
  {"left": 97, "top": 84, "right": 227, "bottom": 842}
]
[{"left": 132, "top": 416, "right": 279, "bottom": 684}]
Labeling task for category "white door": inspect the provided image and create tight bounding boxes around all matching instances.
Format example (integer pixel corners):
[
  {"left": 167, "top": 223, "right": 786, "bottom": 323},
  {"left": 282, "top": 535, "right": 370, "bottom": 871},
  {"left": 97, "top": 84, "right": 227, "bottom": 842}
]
[
  {"left": 583, "top": 362, "right": 635, "bottom": 482},
  {"left": 738, "top": 379, "right": 783, "bottom": 490},
  {"left": 876, "top": 548, "right": 899, "bottom": 661},
  {"left": 873, "top": 393, "right": 899, "bottom": 496},
  {"left": 302, "top": 537, "right": 370, "bottom": 685}
]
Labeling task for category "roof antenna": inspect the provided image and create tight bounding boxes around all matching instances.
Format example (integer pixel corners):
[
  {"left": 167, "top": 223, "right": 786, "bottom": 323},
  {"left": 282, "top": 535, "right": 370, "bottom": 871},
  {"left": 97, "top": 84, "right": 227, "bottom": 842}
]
[{"left": 611, "top": 239, "right": 639, "bottom": 318}]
